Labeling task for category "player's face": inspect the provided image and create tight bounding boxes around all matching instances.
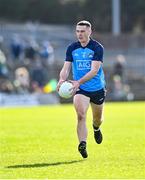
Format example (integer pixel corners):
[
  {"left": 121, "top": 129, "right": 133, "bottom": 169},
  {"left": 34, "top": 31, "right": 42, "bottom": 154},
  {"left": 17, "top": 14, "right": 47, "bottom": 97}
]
[{"left": 76, "top": 25, "right": 91, "bottom": 43}]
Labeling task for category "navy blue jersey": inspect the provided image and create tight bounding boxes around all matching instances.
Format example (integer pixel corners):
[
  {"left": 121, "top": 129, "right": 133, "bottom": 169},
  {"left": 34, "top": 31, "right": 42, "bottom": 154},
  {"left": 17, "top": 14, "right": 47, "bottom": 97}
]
[{"left": 65, "top": 38, "right": 106, "bottom": 91}]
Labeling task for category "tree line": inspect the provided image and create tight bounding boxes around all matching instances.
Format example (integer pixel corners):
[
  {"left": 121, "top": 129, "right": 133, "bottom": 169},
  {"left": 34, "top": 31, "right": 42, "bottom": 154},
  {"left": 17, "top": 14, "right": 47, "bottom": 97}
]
[{"left": 0, "top": 0, "right": 144, "bottom": 33}]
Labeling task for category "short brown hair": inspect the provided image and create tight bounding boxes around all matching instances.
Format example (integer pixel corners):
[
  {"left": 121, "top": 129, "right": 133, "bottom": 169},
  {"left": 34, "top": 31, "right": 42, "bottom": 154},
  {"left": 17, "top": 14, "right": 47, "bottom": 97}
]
[{"left": 77, "top": 20, "right": 92, "bottom": 28}]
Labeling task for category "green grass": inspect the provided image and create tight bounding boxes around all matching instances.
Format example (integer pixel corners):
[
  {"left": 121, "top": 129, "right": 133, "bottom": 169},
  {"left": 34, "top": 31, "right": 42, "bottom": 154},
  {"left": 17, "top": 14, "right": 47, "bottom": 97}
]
[{"left": 0, "top": 102, "right": 145, "bottom": 179}]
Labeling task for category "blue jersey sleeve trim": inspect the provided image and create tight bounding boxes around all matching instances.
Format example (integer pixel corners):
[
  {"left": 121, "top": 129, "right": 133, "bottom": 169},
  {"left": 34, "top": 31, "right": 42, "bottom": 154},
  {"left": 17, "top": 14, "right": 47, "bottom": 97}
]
[
  {"left": 92, "top": 44, "right": 104, "bottom": 62},
  {"left": 65, "top": 44, "right": 74, "bottom": 62}
]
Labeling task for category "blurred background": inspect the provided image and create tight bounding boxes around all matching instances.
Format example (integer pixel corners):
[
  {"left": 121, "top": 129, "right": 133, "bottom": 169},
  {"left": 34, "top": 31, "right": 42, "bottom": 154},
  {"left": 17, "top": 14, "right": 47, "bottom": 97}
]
[{"left": 0, "top": 0, "right": 145, "bottom": 106}]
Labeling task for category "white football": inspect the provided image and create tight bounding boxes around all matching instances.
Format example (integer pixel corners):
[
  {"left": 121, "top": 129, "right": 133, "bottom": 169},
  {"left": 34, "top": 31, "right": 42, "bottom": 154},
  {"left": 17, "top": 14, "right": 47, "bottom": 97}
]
[{"left": 58, "top": 81, "right": 73, "bottom": 99}]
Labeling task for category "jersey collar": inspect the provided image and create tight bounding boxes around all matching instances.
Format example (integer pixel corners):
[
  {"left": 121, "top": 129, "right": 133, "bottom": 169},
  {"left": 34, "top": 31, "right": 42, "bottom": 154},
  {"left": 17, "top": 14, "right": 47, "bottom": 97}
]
[{"left": 78, "top": 38, "right": 92, "bottom": 48}]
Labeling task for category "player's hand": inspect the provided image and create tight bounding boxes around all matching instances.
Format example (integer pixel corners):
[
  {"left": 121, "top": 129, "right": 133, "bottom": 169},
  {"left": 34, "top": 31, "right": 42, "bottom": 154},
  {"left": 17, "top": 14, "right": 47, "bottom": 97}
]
[
  {"left": 69, "top": 80, "right": 80, "bottom": 95},
  {"left": 56, "top": 79, "right": 65, "bottom": 92}
]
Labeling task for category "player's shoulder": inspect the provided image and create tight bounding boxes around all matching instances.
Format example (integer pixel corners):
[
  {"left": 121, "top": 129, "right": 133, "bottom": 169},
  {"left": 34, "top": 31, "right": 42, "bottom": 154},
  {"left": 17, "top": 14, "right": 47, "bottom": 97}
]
[
  {"left": 90, "top": 38, "right": 104, "bottom": 50},
  {"left": 66, "top": 41, "right": 80, "bottom": 51}
]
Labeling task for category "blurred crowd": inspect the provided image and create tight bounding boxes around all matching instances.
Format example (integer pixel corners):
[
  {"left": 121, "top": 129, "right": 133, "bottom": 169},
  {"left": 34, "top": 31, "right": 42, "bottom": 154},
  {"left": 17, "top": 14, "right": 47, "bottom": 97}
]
[
  {"left": 111, "top": 54, "right": 134, "bottom": 101},
  {"left": 0, "top": 33, "right": 134, "bottom": 101},
  {"left": 0, "top": 34, "right": 54, "bottom": 94}
]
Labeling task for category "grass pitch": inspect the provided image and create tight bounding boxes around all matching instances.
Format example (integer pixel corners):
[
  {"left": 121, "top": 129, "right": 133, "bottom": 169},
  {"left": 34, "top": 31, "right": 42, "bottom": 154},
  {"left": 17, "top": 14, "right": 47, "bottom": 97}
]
[{"left": 0, "top": 102, "right": 145, "bottom": 179}]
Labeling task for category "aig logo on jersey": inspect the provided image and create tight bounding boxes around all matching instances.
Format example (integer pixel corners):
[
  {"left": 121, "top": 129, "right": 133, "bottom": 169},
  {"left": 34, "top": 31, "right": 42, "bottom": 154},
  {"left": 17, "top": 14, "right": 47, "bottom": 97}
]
[{"left": 76, "top": 60, "right": 91, "bottom": 70}]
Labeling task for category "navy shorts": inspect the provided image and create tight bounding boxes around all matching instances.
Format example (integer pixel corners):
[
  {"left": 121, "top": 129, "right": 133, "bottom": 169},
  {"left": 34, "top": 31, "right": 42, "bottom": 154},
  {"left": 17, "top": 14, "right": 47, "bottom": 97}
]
[{"left": 75, "top": 88, "right": 107, "bottom": 105}]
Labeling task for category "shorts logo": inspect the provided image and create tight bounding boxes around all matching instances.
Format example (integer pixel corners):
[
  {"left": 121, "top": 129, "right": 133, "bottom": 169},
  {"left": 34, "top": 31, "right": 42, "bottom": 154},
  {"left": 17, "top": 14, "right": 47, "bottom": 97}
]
[
  {"left": 76, "top": 60, "right": 91, "bottom": 70},
  {"left": 99, "top": 98, "right": 104, "bottom": 101}
]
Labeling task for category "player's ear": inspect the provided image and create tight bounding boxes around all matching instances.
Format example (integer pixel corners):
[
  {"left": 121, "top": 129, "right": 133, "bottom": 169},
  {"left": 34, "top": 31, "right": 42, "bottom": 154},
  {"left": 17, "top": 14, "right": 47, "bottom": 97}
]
[
  {"left": 90, "top": 28, "right": 92, "bottom": 35},
  {"left": 88, "top": 28, "right": 92, "bottom": 36}
]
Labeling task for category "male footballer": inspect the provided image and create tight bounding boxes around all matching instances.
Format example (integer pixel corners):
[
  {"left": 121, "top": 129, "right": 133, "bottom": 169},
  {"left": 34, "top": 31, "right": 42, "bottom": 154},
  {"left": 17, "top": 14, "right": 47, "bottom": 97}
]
[{"left": 57, "top": 20, "right": 106, "bottom": 158}]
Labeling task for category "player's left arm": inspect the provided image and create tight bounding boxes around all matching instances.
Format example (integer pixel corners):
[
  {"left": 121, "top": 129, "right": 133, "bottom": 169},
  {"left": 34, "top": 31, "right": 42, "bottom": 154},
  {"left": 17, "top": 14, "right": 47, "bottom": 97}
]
[
  {"left": 70, "top": 61, "right": 102, "bottom": 93},
  {"left": 78, "top": 61, "right": 102, "bottom": 85}
]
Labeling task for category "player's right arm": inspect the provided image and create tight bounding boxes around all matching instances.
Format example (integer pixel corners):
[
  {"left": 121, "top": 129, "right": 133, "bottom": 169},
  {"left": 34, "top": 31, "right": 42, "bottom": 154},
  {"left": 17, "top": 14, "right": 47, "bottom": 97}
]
[{"left": 57, "top": 61, "right": 72, "bottom": 91}]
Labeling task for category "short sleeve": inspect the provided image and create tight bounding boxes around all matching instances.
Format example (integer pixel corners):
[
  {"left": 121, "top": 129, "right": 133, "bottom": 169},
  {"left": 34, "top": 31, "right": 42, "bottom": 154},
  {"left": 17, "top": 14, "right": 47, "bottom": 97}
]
[
  {"left": 65, "top": 45, "right": 73, "bottom": 62},
  {"left": 92, "top": 45, "right": 104, "bottom": 62}
]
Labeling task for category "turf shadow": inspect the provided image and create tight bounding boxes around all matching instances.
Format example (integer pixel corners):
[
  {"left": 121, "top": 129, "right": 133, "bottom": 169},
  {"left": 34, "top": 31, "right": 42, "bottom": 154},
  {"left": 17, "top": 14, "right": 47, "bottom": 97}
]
[{"left": 6, "top": 159, "right": 84, "bottom": 168}]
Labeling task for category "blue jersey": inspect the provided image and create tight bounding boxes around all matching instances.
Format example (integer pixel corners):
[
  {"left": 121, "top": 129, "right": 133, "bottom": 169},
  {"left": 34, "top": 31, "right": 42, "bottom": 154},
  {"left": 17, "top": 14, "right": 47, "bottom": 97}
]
[{"left": 65, "top": 38, "right": 106, "bottom": 92}]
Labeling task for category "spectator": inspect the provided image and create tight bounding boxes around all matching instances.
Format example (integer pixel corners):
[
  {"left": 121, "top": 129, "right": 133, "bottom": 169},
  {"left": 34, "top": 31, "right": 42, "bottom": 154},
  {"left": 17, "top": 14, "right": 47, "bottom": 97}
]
[
  {"left": 112, "top": 75, "right": 125, "bottom": 100},
  {"left": 113, "top": 54, "right": 126, "bottom": 81},
  {"left": 0, "top": 79, "right": 14, "bottom": 93},
  {"left": 112, "top": 75, "right": 134, "bottom": 101},
  {"left": 39, "top": 41, "right": 54, "bottom": 66},
  {"left": 30, "top": 56, "right": 48, "bottom": 88},
  {"left": 24, "top": 38, "right": 39, "bottom": 60},
  {"left": 10, "top": 34, "right": 23, "bottom": 61},
  {"left": 31, "top": 81, "right": 42, "bottom": 94},
  {"left": 14, "top": 67, "right": 30, "bottom": 93},
  {"left": 0, "top": 49, "right": 9, "bottom": 78}
]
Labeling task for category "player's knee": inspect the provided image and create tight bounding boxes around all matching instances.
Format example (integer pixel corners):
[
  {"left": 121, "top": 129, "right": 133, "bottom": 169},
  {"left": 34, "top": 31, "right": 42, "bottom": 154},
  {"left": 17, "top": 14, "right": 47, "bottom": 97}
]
[
  {"left": 77, "top": 111, "right": 86, "bottom": 121},
  {"left": 93, "top": 115, "right": 103, "bottom": 124}
]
